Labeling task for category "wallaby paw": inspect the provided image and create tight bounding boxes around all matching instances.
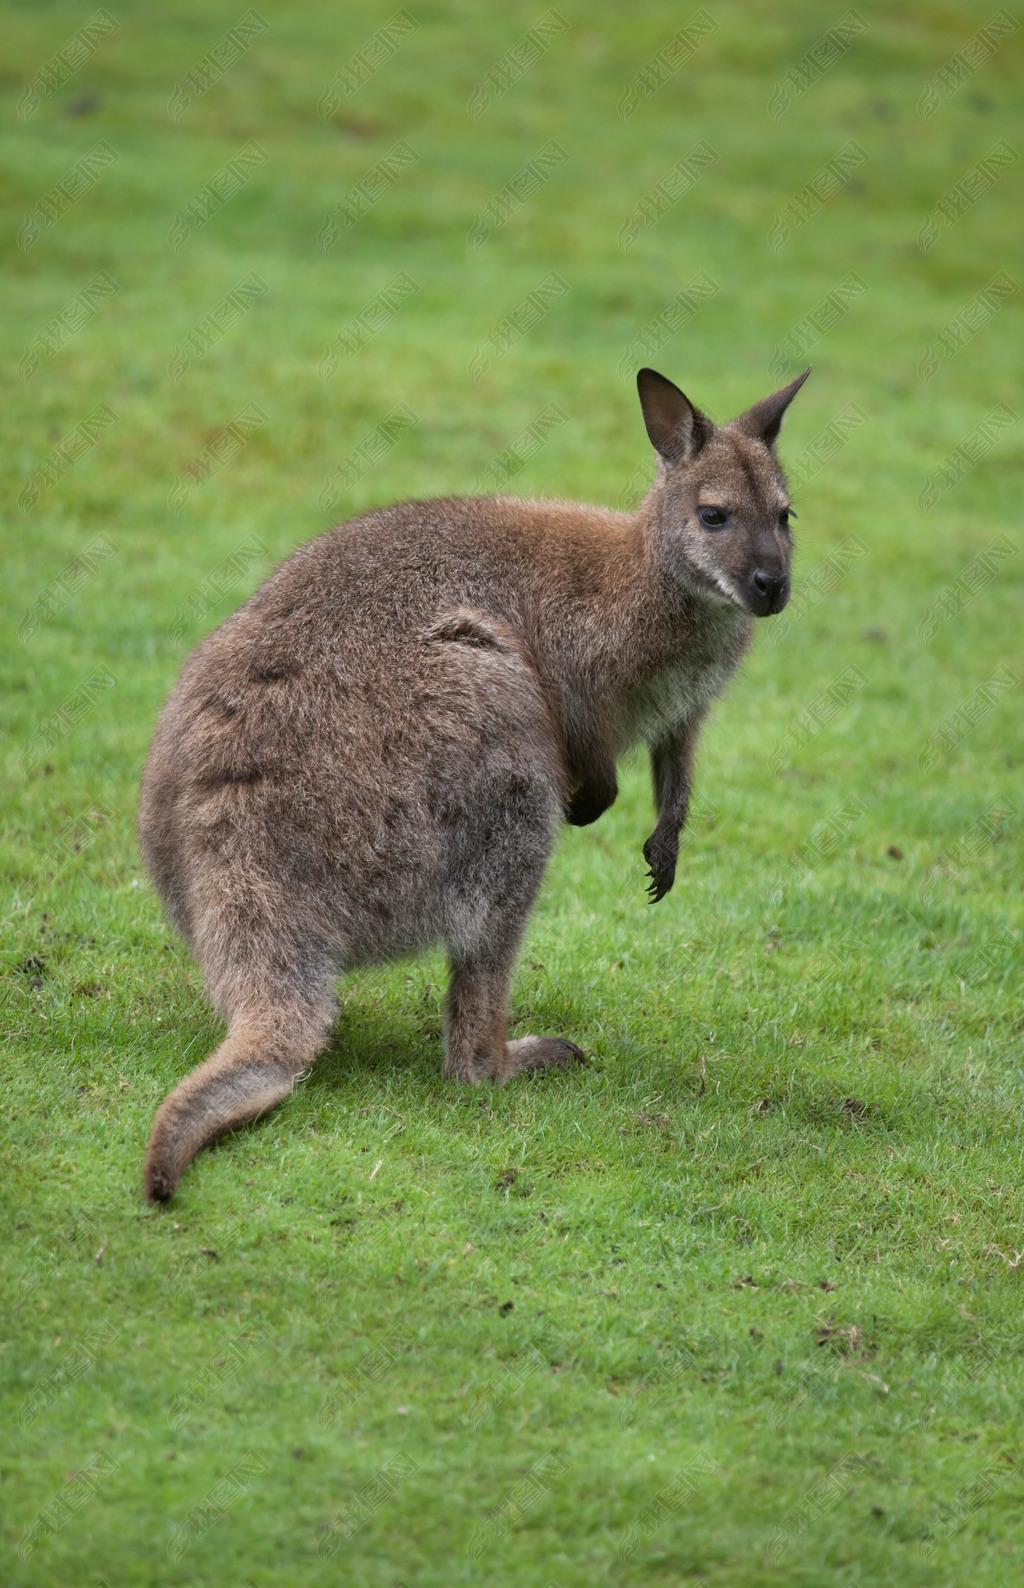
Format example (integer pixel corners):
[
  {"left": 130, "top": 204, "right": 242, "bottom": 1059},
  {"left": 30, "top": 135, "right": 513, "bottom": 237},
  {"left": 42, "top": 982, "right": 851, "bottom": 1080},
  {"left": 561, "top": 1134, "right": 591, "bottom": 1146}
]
[
  {"left": 503, "top": 1036, "right": 585, "bottom": 1077},
  {"left": 642, "top": 830, "right": 678, "bottom": 902}
]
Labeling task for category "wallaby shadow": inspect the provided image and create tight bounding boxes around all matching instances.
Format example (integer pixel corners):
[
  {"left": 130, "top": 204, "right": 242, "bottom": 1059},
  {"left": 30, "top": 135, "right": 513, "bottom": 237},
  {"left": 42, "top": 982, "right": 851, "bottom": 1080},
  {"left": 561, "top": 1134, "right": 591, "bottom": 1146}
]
[
  {"left": 302, "top": 972, "right": 595, "bottom": 1099},
  {"left": 304, "top": 1010, "right": 441, "bottom": 1094}
]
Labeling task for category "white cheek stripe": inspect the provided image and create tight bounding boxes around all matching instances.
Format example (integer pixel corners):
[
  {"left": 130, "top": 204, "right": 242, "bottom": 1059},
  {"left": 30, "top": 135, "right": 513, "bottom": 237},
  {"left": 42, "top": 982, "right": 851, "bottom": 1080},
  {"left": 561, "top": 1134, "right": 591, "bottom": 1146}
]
[
  {"left": 706, "top": 567, "right": 746, "bottom": 607},
  {"left": 687, "top": 540, "right": 747, "bottom": 609}
]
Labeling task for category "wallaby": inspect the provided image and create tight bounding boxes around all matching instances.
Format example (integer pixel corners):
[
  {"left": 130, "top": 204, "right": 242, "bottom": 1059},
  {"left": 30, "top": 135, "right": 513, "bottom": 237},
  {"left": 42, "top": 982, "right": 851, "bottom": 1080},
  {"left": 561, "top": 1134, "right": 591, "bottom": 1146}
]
[{"left": 140, "top": 365, "right": 810, "bottom": 1201}]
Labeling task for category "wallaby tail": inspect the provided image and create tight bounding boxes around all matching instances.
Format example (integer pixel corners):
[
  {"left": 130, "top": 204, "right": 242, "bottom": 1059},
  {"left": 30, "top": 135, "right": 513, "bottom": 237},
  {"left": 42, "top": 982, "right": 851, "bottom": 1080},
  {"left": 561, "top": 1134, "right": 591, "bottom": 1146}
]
[{"left": 144, "top": 1006, "right": 327, "bottom": 1202}]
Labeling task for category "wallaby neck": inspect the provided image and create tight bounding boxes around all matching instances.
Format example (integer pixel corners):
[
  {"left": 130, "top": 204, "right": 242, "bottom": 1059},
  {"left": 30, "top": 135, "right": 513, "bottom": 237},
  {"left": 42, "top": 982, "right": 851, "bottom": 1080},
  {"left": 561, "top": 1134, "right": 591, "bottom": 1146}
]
[{"left": 506, "top": 493, "right": 752, "bottom": 750}]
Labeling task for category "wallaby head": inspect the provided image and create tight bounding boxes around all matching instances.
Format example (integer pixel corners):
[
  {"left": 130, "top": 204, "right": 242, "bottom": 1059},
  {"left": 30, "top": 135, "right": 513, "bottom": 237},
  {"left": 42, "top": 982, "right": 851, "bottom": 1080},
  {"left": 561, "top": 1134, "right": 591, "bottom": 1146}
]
[{"left": 637, "top": 365, "right": 811, "bottom": 617}]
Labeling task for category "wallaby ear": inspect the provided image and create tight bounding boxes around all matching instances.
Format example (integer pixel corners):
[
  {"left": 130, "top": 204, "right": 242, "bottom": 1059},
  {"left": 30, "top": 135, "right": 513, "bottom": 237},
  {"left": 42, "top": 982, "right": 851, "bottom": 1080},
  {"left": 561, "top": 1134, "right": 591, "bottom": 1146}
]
[
  {"left": 730, "top": 367, "right": 811, "bottom": 449},
  {"left": 636, "top": 368, "right": 713, "bottom": 466}
]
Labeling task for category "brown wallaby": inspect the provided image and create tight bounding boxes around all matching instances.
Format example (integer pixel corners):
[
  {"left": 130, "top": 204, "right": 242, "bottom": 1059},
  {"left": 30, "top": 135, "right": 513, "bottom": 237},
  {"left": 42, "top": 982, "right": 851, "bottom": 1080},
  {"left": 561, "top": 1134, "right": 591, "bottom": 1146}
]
[{"left": 139, "top": 365, "right": 810, "bottom": 1201}]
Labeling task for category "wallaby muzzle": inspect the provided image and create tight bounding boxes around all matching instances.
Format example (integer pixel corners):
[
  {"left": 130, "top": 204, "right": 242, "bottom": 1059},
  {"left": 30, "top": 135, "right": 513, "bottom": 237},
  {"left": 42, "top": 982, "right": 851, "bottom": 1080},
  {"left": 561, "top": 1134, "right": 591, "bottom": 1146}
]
[{"left": 748, "top": 568, "right": 790, "bottom": 617}]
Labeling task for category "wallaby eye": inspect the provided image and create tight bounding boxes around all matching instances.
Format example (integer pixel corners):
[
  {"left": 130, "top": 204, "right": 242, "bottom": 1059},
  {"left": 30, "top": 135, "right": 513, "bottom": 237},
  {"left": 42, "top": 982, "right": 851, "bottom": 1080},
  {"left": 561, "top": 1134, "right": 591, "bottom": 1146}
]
[
  {"left": 779, "top": 507, "right": 796, "bottom": 529},
  {"left": 698, "top": 506, "right": 728, "bottom": 529}
]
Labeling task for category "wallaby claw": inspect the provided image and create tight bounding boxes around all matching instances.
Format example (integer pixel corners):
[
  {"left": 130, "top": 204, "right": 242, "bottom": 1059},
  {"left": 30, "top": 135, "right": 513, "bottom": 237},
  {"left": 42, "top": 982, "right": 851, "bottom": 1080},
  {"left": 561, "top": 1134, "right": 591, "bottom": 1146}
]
[
  {"left": 643, "top": 833, "right": 677, "bottom": 902},
  {"left": 645, "top": 869, "right": 673, "bottom": 903}
]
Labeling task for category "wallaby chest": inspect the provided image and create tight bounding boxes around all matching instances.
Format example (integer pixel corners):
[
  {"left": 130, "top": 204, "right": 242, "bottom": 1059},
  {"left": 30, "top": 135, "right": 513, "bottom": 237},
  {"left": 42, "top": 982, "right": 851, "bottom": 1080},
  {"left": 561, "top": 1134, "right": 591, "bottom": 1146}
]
[{"left": 616, "top": 606, "right": 750, "bottom": 750}]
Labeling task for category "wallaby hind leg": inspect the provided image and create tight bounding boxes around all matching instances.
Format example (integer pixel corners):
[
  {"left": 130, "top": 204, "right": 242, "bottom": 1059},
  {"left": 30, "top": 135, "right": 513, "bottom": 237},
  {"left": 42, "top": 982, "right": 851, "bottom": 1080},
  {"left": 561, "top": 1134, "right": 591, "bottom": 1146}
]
[
  {"left": 444, "top": 946, "right": 584, "bottom": 1084},
  {"left": 145, "top": 999, "right": 333, "bottom": 1203},
  {"left": 442, "top": 754, "right": 584, "bottom": 1084}
]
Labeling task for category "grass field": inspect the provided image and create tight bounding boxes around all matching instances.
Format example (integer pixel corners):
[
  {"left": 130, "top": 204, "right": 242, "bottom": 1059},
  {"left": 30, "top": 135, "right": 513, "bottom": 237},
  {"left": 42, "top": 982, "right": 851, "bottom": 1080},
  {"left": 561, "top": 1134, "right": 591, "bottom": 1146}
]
[{"left": 2, "top": 1, "right": 1023, "bottom": 1583}]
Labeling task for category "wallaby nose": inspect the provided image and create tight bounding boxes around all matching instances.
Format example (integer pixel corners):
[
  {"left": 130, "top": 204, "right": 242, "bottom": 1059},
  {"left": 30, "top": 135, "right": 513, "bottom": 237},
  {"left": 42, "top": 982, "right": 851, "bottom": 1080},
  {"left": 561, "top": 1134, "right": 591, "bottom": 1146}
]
[{"left": 749, "top": 569, "right": 789, "bottom": 616}]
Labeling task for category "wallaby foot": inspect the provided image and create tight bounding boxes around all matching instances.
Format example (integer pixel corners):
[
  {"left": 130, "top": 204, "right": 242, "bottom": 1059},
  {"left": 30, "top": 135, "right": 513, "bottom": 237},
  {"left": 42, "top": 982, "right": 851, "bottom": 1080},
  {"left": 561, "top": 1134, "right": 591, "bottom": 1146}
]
[
  {"left": 443, "top": 950, "right": 584, "bottom": 1083},
  {"left": 501, "top": 1036, "right": 586, "bottom": 1077},
  {"left": 442, "top": 952, "right": 508, "bottom": 1084},
  {"left": 144, "top": 1003, "right": 331, "bottom": 1202}
]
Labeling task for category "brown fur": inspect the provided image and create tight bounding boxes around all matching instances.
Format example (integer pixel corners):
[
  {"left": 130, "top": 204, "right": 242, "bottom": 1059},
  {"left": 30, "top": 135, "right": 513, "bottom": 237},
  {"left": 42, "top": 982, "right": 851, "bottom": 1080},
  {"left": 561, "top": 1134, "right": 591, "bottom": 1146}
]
[{"left": 139, "top": 366, "right": 810, "bottom": 1200}]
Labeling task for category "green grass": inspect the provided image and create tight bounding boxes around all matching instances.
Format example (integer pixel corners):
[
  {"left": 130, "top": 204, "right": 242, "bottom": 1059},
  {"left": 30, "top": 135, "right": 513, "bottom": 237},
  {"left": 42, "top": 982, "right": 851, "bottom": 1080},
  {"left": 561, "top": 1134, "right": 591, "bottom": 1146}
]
[{"left": 2, "top": 1, "right": 1023, "bottom": 1583}]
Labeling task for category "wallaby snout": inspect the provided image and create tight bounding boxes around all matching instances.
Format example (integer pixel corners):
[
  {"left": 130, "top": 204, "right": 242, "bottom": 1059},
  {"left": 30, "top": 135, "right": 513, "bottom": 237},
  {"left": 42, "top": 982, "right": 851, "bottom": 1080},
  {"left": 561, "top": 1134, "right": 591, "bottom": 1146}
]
[
  {"left": 139, "top": 361, "right": 812, "bottom": 1199},
  {"left": 748, "top": 567, "right": 790, "bottom": 617}
]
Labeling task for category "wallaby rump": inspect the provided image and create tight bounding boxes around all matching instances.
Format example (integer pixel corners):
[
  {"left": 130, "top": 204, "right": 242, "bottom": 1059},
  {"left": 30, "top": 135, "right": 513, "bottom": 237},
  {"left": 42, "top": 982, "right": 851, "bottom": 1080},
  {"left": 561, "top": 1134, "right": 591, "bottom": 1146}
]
[{"left": 139, "top": 365, "right": 810, "bottom": 1200}]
